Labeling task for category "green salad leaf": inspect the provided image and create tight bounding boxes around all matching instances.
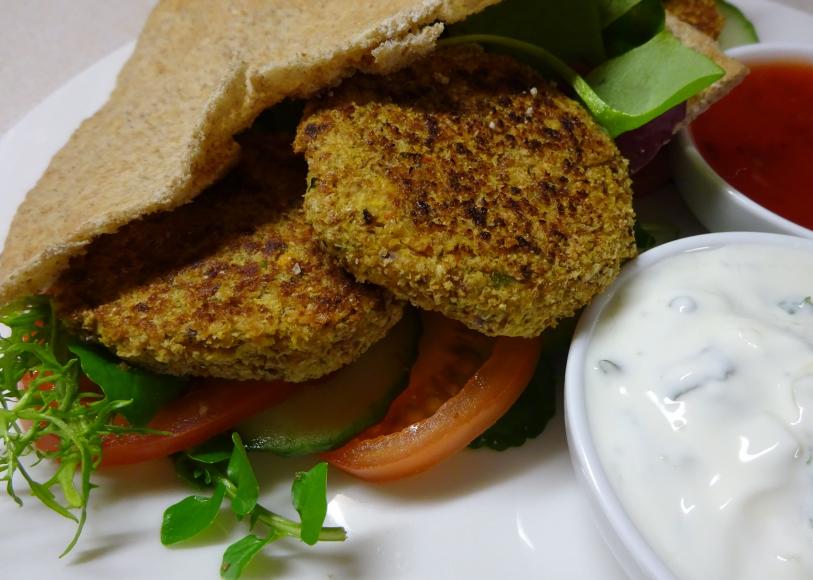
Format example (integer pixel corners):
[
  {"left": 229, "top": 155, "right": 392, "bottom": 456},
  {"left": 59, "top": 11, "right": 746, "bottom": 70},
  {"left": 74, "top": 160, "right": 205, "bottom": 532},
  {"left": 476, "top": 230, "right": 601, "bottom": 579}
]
[
  {"left": 469, "top": 316, "right": 579, "bottom": 451},
  {"left": 587, "top": 30, "right": 724, "bottom": 133},
  {"left": 601, "top": 0, "right": 664, "bottom": 56},
  {"left": 444, "top": 0, "right": 724, "bottom": 137},
  {"left": 165, "top": 434, "right": 345, "bottom": 579},
  {"left": 67, "top": 340, "right": 185, "bottom": 426},
  {"left": 448, "top": 0, "right": 606, "bottom": 65},
  {"left": 0, "top": 296, "right": 152, "bottom": 555},
  {"left": 469, "top": 355, "right": 556, "bottom": 450},
  {"left": 599, "top": 0, "right": 644, "bottom": 25}
]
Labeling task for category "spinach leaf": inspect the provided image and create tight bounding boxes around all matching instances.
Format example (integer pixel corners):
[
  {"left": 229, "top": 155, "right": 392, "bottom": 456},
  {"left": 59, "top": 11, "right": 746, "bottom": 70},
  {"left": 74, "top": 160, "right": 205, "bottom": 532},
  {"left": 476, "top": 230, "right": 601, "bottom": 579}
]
[
  {"left": 443, "top": 0, "right": 723, "bottom": 137},
  {"left": 440, "top": 33, "right": 722, "bottom": 137},
  {"left": 597, "top": 0, "right": 647, "bottom": 26},
  {"left": 447, "top": 0, "right": 606, "bottom": 65},
  {"left": 586, "top": 30, "right": 724, "bottom": 134},
  {"left": 602, "top": 0, "right": 664, "bottom": 56},
  {"left": 68, "top": 340, "right": 184, "bottom": 426},
  {"left": 160, "top": 483, "right": 227, "bottom": 545},
  {"left": 291, "top": 463, "right": 329, "bottom": 546}
]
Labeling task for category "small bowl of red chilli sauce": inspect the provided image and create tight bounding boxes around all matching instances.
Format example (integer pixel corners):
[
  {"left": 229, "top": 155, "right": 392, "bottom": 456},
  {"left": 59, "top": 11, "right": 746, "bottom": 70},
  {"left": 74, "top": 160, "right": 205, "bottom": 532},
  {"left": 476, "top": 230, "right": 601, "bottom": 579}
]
[{"left": 672, "top": 43, "right": 813, "bottom": 238}]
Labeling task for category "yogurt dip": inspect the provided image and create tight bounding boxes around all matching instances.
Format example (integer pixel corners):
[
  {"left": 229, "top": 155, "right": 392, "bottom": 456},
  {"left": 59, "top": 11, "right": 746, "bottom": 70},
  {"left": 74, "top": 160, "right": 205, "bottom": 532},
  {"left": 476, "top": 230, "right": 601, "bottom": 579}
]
[{"left": 585, "top": 242, "right": 813, "bottom": 580}]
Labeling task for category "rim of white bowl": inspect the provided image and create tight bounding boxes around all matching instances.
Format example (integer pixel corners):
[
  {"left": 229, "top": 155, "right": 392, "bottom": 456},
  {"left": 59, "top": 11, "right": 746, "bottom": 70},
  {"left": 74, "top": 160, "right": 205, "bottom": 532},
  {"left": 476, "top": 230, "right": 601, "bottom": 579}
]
[
  {"left": 677, "top": 42, "right": 813, "bottom": 239},
  {"left": 564, "top": 232, "right": 813, "bottom": 580}
]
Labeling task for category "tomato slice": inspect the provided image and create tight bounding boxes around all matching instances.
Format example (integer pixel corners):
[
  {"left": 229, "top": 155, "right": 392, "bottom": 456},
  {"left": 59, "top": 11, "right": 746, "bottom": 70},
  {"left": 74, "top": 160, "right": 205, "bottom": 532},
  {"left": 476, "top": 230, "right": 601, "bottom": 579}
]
[
  {"left": 322, "top": 313, "right": 543, "bottom": 481},
  {"left": 28, "top": 376, "right": 296, "bottom": 466},
  {"left": 100, "top": 379, "right": 295, "bottom": 467},
  {"left": 21, "top": 371, "right": 101, "bottom": 454}
]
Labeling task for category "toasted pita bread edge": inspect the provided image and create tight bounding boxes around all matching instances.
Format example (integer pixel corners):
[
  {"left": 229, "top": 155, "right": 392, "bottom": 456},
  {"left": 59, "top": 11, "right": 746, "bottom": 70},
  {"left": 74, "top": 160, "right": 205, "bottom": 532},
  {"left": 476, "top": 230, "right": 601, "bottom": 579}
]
[
  {"left": 0, "top": 2, "right": 743, "bottom": 306},
  {"left": 0, "top": 0, "right": 498, "bottom": 304}
]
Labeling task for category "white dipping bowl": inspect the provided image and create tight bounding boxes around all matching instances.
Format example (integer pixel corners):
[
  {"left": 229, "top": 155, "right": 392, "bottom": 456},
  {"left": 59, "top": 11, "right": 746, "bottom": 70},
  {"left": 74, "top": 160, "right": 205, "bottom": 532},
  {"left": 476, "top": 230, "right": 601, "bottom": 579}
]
[
  {"left": 671, "top": 43, "right": 813, "bottom": 238},
  {"left": 564, "top": 231, "right": 813, "bottom": 580}
]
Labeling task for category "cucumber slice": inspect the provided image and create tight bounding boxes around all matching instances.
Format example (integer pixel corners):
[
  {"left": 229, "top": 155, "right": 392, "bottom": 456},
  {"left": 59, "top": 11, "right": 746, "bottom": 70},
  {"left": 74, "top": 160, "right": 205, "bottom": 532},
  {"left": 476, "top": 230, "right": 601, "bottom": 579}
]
[
  {"left": 238, "top": 310, "right": 420, "bottom": 456},
  {"left": 717, "top": 0, "right": 759, "bottom": 50}
]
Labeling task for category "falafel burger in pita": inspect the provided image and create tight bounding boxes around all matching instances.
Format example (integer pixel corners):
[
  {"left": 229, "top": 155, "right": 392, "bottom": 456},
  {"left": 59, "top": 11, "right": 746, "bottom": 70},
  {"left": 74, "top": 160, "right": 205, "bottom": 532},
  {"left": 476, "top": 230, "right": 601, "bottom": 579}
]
[{"left": 0, "top": 0, "right": 746, "bottom": 574}]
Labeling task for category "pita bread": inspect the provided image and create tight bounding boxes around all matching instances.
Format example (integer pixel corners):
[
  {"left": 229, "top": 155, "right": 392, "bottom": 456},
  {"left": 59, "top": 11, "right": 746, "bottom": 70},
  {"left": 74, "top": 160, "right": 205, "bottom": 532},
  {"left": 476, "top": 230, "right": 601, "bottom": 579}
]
[
  {"left": 665, "top": 12, "right": 748, "bottom": 130},
  {"left": 0, "top": 3, "right": 743, "bottom": 305},
  {"left": 0, "top": 0, "right": 497, "bottom": 304}
]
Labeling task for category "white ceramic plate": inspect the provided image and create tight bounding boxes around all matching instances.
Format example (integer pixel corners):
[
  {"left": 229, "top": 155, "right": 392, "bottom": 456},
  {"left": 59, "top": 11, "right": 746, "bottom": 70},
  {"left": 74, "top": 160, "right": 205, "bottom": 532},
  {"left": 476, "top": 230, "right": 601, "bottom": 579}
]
[{"left": 1, "top": 2, "right": 811, "bottom": 578}]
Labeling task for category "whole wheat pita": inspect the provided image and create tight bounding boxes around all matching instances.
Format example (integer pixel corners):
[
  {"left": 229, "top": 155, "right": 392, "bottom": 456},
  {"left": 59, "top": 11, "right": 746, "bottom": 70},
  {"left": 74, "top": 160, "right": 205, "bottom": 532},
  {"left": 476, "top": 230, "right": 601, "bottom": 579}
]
[{"left": 0, "top": 1, "right": 744, "bottom": 305}]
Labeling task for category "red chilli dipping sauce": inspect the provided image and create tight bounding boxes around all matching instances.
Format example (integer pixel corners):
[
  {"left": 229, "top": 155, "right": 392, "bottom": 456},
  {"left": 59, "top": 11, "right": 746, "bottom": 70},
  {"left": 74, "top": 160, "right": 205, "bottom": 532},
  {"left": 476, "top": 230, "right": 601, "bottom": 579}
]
[{"left": 691, "top": 61, "right": 813, "bottom": 230}]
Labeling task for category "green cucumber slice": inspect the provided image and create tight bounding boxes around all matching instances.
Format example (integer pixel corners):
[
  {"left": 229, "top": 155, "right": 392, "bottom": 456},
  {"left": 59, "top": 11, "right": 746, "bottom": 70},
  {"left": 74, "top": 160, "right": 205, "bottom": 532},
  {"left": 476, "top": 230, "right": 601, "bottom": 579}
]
[
  {"left": 717, "top": 0, "right": 759, "bottom": 49},
  {"left": 238, "top": 310, "right": 420, "bottom": 456}
]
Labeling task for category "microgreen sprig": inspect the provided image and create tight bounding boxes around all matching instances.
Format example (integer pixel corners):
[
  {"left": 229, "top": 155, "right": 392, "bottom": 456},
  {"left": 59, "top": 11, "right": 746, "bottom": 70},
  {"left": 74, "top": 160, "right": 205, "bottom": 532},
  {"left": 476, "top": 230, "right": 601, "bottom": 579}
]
[{"left": 163, "top": 433, "right": 346, "bottom": 579}]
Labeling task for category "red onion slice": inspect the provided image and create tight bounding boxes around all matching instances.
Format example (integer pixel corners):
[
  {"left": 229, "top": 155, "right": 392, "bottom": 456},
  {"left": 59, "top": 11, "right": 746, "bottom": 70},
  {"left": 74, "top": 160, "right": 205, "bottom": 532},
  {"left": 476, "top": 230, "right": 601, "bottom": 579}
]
[{"left": 615, "top": 103, "right": 687, "bottom": 173}]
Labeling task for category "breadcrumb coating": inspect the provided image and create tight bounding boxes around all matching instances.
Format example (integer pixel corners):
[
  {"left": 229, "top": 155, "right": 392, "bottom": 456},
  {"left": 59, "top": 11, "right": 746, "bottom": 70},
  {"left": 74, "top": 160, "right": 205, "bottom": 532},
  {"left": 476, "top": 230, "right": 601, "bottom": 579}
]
[
  {"left": 52, "top": 131, "right": 403, "bottom": 382},
  {"left": 295, "top": 46, "right": 636, "bottom": 337},
  {"left": 664, "top": 0, "right": 724, "bottom": 39}
]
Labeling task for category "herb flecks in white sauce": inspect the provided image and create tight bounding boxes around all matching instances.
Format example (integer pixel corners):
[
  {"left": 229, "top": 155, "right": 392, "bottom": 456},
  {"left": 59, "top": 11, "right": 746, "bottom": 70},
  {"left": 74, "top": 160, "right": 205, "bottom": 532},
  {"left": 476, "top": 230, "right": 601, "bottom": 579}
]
[{"left": 587, "top": 244, "right": 813, "bottom": 580}]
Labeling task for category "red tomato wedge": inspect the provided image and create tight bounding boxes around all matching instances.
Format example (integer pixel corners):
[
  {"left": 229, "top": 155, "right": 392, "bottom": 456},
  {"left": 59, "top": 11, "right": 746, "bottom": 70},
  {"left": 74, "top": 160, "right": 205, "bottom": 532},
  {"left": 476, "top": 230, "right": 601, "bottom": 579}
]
[
  {"left": 322, "top": 313, "right": 543, "bottom": 481},
  {"left": 100, "top": 379, "right": 295, "bottom": 467},
  {"left": 21, "top": 371, "right": 101, "bottom": 454},
  {"left": 24, "top": 371, "right": 296, "bottom": 465}
]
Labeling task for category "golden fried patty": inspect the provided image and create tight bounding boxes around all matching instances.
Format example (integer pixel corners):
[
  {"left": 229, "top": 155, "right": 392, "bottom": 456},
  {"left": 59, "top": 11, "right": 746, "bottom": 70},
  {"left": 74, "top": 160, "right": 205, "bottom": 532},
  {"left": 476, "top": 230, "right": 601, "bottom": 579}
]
[
  {"left": 52, "top": 131, "right": 403, "bottom": 382},
  {"left": 664, "top": 0, "right": 724, "bottom": 39},
  {"left": 294, "top": 45, "right": 636, "bottom": 337}
]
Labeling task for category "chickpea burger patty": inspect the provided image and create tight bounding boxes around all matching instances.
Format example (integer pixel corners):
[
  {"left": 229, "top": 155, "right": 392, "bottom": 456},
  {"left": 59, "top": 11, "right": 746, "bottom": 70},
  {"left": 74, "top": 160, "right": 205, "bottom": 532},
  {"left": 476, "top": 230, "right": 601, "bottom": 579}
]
[
  {"left": 294, "top": 45, "right": 636, "bottom": 337},
  {"left": 52, "top": 131, "right": 403, "bottom": 382}
]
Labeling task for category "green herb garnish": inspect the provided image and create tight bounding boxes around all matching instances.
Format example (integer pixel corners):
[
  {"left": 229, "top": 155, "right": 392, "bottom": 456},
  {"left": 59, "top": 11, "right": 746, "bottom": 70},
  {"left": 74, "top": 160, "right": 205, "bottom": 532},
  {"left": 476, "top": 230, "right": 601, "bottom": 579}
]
[
  {"left": 67, "top": 340, "right": 184, "bottom": 426},
  {"left": 164, "top": 433, "right": 346, "bottom": 579},
  {"left": 0, "top": 296, "right": 152, "bottom": 554}
]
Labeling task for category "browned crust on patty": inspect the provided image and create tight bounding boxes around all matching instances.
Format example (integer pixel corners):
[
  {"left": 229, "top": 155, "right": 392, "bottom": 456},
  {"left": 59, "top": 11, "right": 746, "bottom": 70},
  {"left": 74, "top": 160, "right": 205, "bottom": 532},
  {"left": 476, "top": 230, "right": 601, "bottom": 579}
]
[
  {"left": 295, "top": 46, "right": 636, "bottom": 337},
  {"left": 53, "top": 131, "right": 403, "bottom": 382},
  {"left": 664, "top": 0, "right": 724, "bottom": 39},
  {"left": 0, "top": 0, "right": 500, "bottom": 306}
]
